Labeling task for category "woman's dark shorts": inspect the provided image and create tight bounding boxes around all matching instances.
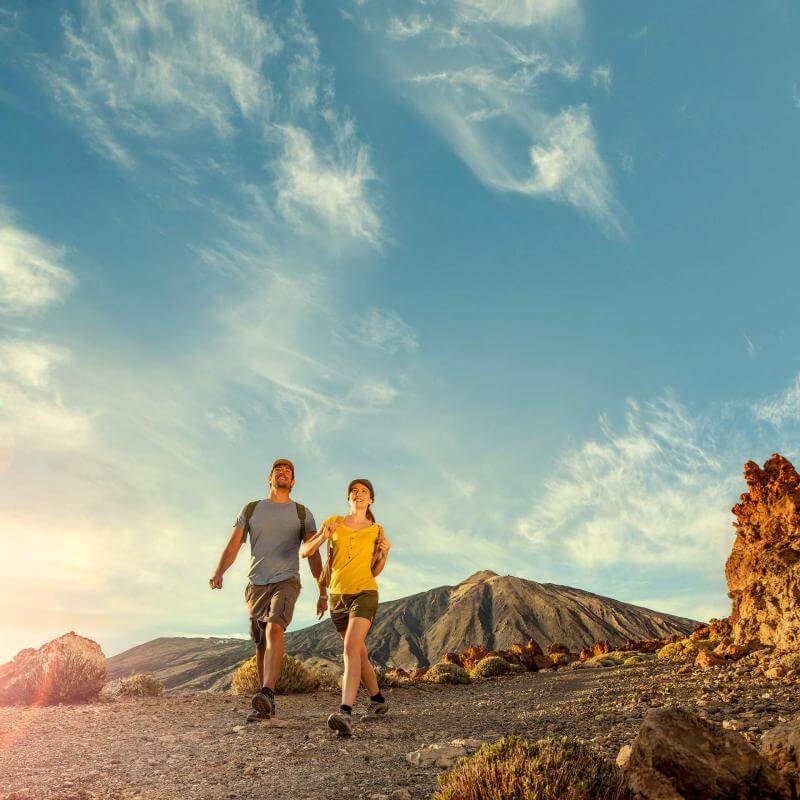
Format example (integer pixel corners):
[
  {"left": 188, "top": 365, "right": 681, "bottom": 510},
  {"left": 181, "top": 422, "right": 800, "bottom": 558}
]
[
  {"left": 245, "top": 577, "right": 301, "bottom": 646},
  {"left": 329, "top": 590, "right": 379, "bottom": 634}
]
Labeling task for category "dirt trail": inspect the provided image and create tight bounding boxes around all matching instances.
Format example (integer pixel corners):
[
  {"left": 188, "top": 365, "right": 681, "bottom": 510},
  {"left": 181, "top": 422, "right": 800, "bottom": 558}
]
[{"left": 2, "top": 662, "right": 798, "bottom": 800}]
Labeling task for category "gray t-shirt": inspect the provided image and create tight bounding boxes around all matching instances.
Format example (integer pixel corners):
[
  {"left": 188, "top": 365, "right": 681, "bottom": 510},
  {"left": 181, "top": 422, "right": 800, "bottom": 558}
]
[{"left": 234, "top": 500, "right": 317, "bottom": 585}]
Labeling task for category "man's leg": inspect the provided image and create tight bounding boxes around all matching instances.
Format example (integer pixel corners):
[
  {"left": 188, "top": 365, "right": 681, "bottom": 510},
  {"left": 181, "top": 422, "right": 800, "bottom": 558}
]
[
  {"left": 262, "top": 622, "right": 285, "bottom": 691},
  {"left": 256, "top": 641, "right": 266, "bottom": 687}
]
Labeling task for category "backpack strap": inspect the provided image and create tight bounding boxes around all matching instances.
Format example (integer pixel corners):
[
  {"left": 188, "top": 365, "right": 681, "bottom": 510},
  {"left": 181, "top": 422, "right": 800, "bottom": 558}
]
[
  {"left": 242, "top": 500, "right": 259, "bottom": 542},
  {"left": 295, "top": 503, "right": 307, "bottom": 541}
]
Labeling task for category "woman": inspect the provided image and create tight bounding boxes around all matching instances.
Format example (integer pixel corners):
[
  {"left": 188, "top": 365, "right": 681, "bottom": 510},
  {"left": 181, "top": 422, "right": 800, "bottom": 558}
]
[{"left": 300, "top": 477, "right": 391, "bottom": 736}]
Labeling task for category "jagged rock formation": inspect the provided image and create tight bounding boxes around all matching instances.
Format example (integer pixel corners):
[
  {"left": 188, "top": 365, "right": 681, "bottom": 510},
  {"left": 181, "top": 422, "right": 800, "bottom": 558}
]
[
  {"left": 726, "top": 454, "right": 800, "bottom": 650},
  {"left": 0, "top": 632, "right": 106, "bottom": 705}
]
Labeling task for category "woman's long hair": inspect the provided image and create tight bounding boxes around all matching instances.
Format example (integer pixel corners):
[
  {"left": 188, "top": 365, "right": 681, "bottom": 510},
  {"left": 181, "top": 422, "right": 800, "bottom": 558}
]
[{"left": 348, "top": 478, "right": 376, "bottom": 524}]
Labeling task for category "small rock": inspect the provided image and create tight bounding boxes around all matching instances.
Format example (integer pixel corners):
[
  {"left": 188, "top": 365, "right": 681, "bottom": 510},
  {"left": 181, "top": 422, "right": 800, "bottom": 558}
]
[
  {"left": 616, "top": 744, "right": 632, "bottom": 768},
  {"left": 389, "top": 792, "right": 413, "bottom": 800}
]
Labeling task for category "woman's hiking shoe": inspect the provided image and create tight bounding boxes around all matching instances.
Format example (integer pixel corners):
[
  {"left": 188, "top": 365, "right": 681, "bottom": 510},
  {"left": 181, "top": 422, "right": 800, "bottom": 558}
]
[
  {"left": 251, "top": 690, "right": 274, "bottom": 720},
  {"left": 360, "top": 700, "right": 389, "bottom": 721},
  {"left": 327, "top": 711, "right": 353, "bottom": 736}
]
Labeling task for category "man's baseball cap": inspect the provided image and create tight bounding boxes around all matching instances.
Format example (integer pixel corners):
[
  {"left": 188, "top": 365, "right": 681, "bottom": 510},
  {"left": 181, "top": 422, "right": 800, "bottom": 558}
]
[{"left": 271, "top": 458, "right": 295, "bottom": 476}]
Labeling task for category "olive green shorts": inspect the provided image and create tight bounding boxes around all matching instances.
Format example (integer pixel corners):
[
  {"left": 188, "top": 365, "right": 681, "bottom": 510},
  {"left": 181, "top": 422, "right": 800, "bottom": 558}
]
[{"left": 329, "top": 590, "right": 379, "bottom": 634}]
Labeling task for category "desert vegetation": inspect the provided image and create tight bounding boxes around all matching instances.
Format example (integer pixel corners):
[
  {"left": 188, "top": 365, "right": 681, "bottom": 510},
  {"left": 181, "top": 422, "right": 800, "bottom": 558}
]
[{"left": 432, "top": 735, "right": 633, "bottom": 800}]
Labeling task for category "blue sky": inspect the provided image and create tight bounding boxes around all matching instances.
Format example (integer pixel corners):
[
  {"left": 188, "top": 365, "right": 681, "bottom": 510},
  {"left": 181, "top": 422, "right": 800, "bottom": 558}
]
[{"left": 2, "top": 0, "right": 800, "bottom": 663}]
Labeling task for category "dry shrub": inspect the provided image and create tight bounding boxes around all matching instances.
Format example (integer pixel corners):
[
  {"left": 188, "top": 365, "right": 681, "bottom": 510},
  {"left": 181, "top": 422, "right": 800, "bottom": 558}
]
[
  {"left": 508, "top": 662, "right": 525, "bottom": 673},
  {"left": 779, "top": 652, "right": 800, "bottom": 672},
  {"left": 117, "top": 673, "right": 164, "bottom": 697},
  {"left": 424, "top": 662, "right": 471, "bottom": 685},
  {"left": 658, "top": 637, "right": 721, "bottom": 662},
  {"left": 231, "top": 655, "right": 319, "bottom": 695},
  {"left": 38, "top": 649, "right": 106, "bottom": 704},
  {"left": 375, "top": 666, "right": 409, "bottom": 688},
  {"left": 308, "top": 666, "right": 340, "bottom": 689},
  {"left": 569, "top": 660, "right": 584, "bottom": 670},
  {"left": 622, "top": 654, "right": 649, "bottom": 667},
  {"left": 470, "top": 656, "right": 513, "bottom": 680},
  {"left": 433, "top": 735, "right": 633, "bottom": 800}
]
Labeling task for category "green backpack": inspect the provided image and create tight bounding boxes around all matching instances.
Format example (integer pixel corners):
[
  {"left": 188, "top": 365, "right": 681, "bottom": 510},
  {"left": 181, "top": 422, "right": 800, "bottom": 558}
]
[{"left": 242, "top": 501, "right": 307, "bottom": 541}]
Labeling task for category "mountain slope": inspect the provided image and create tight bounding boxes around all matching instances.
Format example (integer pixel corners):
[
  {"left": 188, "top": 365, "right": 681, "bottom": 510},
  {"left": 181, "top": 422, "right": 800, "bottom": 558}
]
[
  {"left": 286, "top": 570, "right": 700, "bottom": 668},
  {"left": 107, "top": 571, "right": 700, "bottom": 689}
]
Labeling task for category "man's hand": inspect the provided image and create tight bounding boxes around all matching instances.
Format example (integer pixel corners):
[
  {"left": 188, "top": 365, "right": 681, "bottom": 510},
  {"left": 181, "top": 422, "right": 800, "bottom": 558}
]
[
  {"left": 209, "top": 572, "right": 223, "bottom": 590},
  {"left": 316, "top": 593, "right": 328, "bottom": 619}
]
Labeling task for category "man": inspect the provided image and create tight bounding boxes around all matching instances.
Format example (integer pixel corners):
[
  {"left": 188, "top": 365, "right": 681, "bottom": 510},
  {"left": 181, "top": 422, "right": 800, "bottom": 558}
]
[{"left": 209, "top": 458, "right": 326, "bottom": 721}]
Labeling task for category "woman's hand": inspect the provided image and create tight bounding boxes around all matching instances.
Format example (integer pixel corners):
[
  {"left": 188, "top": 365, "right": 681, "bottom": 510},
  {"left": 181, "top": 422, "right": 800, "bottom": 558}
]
[{"left": 377, "top": 537, "right": 391, "bottom": 558}]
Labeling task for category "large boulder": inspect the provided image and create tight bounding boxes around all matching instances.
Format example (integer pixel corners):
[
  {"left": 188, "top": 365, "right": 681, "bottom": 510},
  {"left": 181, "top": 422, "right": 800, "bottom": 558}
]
[
  {"left": 760, "top": 718, "right": 800, "bottom": 796},
  {"left": 726, "top": 454, "right": 800, "bottom": 650},
  {"left": 0, "top": 632, "right": 106, "bottom": 705},
  {"left": 625, "top": 708, "right": 791, "bottom": 799}
]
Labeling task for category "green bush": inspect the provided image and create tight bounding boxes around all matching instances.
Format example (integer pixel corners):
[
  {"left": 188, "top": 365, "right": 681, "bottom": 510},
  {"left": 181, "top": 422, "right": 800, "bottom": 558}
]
[
  {"left": 117, "top": 673, "right": 164, "bottom": 697},
  {"left": 585, "top": 655, "right": 619, "bottom": 668},
  {"left": 622, "top": 654, "right": 650, "bottom": 666},
  {"left": 424, "top": 661, "right": 471, "bottom": 685},
  {"left": 231, "top": 655, "right": 319, "bottom": 695},
  {"left": 433, "top": 735, "right": 633, "bottom": 800},
  {"left": 470, "top": 656, "right": 513, "bottom": 679},
  {"left": 508, "top": 662, "right": 525, "bottom": 673}
]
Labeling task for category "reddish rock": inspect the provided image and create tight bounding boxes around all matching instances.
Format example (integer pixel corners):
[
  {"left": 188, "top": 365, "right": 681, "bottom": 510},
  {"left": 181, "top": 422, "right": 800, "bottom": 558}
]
[
  {"left": 579, "top": 648, "right": 593, "bottom": 661},
  {"left": 690, "top": 624, "right": 711, "bottom": 641},
  {"left": 442, "top": 652, "right": 463, "bottom": 667},
  {"left": 727, "top": 454, "right": 800, "bottom": 650},
  {"left": 695, "top": 650, "right": 726, "bottom": 670},
  {"left": 546, "top": 642, "right": 570, "bottom": 655},
  {"left": 592, "top": 640, "right": 612, "bottom": 657},
  {"left": 626, "top": 708, "right": 792, "bottom": 799},
  {"left": 459, "top": 646, "right": 491, "bottom": 673},
  {"left": 0, "top": 632, "right": 106, "bottom": 706},
  {"left": 761, "top": 718, "right": 800, "bottom": 796},
  {"left": 498, "top": 640, "right": 543, "bottom": 671},
  {"left": 531, "top": 654, "right": 555, "bottom": 671},
  {"left": 387, "top": 667, "right": 409, "bottom": 679},
  {"left": 410, "top": 668, "right": 428, "bottom": 680}
]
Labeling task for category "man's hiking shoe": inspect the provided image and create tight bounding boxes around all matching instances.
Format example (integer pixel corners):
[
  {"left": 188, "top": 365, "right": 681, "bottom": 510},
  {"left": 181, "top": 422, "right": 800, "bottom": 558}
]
[
  {"left": 251, "top": 690, "right": 274, "bottom": 720},
  {"left": 327, "top": 711, "right": 353, "bottom": 736},
  {"left": 360, "top": 700, "right": 389, "bottom": 721},
  {"left": 246, "top": 709, "right": 266, "bottom": 723}
]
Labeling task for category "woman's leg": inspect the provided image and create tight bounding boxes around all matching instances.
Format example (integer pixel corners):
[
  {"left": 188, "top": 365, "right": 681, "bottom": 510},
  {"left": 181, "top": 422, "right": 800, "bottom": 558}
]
[
  {"left": 337, "top": 629, "right": 379, "bottom": 697},
  {"left": 341, "top": 616, "right": 372, "bottom": 708},
  {"left": 359, "top": 641, "right": 379, "bottom": 697}
]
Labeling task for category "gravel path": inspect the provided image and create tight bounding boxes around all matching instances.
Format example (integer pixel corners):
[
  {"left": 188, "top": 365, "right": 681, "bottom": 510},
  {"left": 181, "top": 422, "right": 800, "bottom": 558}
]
[{"left": 2, "top": 661, "right": 798, "bottom": 800}]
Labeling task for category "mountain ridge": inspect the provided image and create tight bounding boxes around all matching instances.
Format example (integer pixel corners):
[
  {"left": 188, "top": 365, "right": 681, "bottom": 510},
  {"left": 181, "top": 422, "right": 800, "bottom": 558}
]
[{"left": 107, "top": 571, "right": 700, "bottom": 689}]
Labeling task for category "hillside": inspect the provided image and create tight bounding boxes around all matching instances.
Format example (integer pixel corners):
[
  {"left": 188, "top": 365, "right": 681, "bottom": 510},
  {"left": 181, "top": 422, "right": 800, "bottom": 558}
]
[
  {"left": 108, "top": 571, "right": 699, "bottom": 689},
  {"left": 286, "top": 570, "right": 699, "bottom": 668}
]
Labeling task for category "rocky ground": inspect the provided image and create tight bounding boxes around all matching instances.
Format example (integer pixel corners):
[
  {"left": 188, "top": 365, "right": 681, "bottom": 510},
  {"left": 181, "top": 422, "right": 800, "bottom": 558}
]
[{"left": 3, "top": 657, "right": 799, "bottom": 800}]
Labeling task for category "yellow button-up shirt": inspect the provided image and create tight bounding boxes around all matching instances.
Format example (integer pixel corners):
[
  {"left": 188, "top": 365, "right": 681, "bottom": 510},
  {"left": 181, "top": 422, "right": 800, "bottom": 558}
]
[{"left": 324, "top": 516, "right": 381, "bottom": 595}]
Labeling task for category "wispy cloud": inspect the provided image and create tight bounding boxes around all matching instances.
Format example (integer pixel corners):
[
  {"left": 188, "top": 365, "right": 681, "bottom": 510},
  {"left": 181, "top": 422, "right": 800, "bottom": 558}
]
[
  {"left": 361, "top": 0, "right": 622, "bottom": 234},
  {"left": 0, "top": 213, "right": 75, "bottom": 314},
  {"left": 455, "top": 0, "right": 581, "bottom": 30},
  {"left": 753, "top": 375, "right": 800, "bottom": 429},
  {"left": 591, "top": 64, "right": 613, "bottom": 92},
  {"left": 274, "top": 122, "right": 381, "bottom": 246},
  {"left": 42, "top": 0, "right": 383, "bottom": 248},
  {"left": 46, "top": 0, "right": 281, "bottom": 153},
  {"left": 743, "top": 334, "right": 759, "bottom": 358},
  {"left": 517, "top": 392, "right": 735, "bottom": 569},
  {"left": 350, "top": 308, "right": 419, "bottom": 354},
  {"left": 387, "top": 14, "right": 432, "bottom": 40}
]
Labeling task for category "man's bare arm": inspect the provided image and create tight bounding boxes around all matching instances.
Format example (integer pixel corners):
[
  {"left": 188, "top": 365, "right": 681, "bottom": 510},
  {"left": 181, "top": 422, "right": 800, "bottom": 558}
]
[
  {"left": 303, "top": 531, "right": 327, "bottom": 618},
  {"left": 209, "top": 527, "right": 245, "bottom": 589}
]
